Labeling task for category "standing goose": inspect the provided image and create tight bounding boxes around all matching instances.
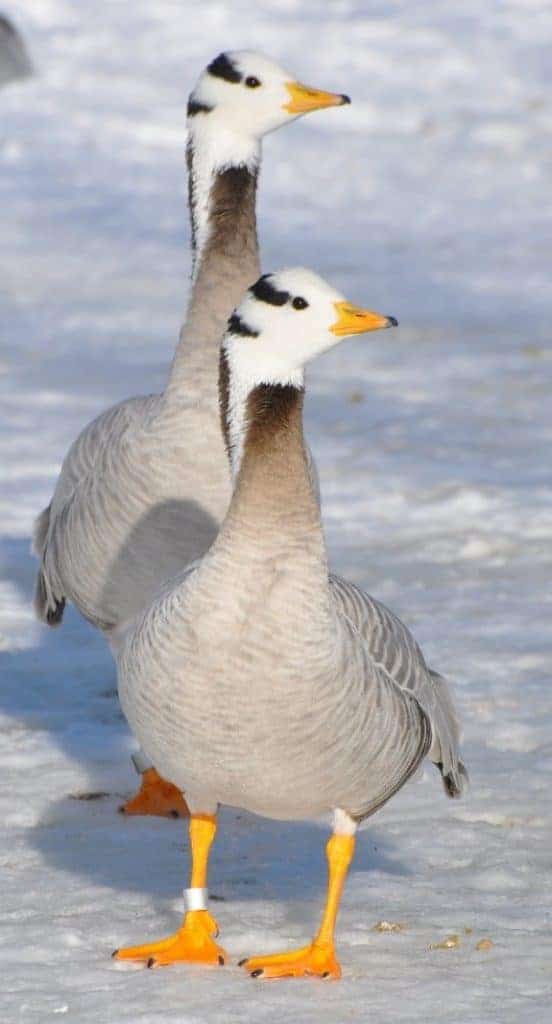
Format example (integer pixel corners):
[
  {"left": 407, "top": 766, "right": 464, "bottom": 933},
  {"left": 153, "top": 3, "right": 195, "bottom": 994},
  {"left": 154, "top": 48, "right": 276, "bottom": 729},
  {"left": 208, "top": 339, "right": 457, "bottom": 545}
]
[
  {"left": 114, "top": 268, "right": 466, "bottom": 978},
  {"left": 32, "top": 53, "right": 350, "bottom": 816}
]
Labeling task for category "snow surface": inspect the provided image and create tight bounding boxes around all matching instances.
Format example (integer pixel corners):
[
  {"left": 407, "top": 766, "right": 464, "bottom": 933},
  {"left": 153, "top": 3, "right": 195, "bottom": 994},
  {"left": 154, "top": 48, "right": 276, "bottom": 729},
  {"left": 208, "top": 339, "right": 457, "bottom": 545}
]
[{"left": 1, "top": 1, "right": 551, "bottom": 1020}]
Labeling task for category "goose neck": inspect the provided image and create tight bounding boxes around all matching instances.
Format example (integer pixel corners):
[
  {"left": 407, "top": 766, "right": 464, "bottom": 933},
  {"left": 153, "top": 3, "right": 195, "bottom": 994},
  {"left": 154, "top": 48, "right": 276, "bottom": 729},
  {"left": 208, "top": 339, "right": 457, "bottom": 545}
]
[
  {"left": 166, "top": 123, "right": 261, "bottom": 402},
  {"left": 220, "top": 357, "right": 322, "bottom": 544}
]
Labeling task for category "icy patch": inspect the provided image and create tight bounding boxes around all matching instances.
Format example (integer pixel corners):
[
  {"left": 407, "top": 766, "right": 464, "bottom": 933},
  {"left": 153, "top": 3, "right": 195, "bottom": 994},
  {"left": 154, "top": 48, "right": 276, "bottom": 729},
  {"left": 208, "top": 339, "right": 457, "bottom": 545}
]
[
  {"left": 486, "top": 724, "right": 541, "bottom": 754},
  {"left": 0, "top": 580, "right": 38, "bottom": 651}
]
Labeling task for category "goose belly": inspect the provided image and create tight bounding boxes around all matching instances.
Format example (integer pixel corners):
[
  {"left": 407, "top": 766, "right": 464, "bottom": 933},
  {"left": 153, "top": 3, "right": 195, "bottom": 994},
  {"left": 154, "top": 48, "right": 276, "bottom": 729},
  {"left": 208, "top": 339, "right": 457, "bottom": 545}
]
[
  {"left": 122, "top": 684, "right": 341, "bottom": 819},
  {"left": 118, "top": 635, "right": 379, "bottom": 821}
]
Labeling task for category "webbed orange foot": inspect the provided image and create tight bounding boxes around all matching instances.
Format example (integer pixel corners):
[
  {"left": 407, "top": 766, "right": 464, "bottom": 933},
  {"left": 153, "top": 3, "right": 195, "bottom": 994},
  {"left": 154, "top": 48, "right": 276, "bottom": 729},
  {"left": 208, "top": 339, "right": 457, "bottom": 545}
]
[
  {"left": 113, "top": 911, "right": 225, "bottom": 967},
  {"left": 119, "top": 768, "right": 190, "bottom": 819},
  {"left": 240, "top": 941, "right": 341, "bottom": 980}
]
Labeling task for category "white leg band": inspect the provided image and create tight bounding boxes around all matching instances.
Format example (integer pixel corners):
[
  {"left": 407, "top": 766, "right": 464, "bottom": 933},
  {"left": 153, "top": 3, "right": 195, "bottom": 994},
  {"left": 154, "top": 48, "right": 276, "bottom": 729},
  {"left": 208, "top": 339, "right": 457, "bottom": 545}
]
[
  {"left": 131, "top": 749, "right": 153, "bottom": 775},
  {"left": 183, "top": 887, "right": 208, "bottom": 912}
]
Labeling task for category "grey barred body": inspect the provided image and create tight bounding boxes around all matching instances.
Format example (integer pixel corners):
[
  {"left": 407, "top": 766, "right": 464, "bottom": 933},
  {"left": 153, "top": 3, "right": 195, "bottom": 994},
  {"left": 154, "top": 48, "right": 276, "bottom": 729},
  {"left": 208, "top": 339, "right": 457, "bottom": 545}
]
[
  {"left": 35, "top": 392, "right": 228, "bottom": 632},
  {"left": 117, "top": 375, "right": 465, "bottom": 823},
  {"left": 330, "top": 576, "right": 466, "bottom": 798}
]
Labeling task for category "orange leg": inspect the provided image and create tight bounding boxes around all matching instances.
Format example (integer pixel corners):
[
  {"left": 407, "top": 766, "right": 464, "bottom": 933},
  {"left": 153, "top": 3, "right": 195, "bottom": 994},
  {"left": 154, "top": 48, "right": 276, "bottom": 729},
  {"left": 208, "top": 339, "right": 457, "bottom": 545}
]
[
  {"left": 241, "top": 831, "right": 355, "bottom": 980},
  {"left": 113, "top": 813, "right": 226, "bottom": 967},
  {"left": 119, "top": 767, "right": 190, "bottom": 819}
]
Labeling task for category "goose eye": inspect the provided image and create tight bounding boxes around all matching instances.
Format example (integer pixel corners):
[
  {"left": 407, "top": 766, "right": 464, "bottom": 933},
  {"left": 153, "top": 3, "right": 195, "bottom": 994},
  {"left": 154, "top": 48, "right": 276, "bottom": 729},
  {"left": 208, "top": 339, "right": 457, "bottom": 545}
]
[
  {"left": 292, "top": 296, "right": 308, "bottom": 310},
  {"left": 245, "top": 76, "right": 261, "bottom": 89}
]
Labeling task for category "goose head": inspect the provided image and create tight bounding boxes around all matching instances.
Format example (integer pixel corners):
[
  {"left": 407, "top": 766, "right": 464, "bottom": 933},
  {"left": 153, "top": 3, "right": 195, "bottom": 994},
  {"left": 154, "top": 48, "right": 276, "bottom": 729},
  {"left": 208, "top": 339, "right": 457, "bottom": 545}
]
[
  {"left": 188, "top": 51, "right": 350, "bottom": 143},
  {"left": 223, "top": 267, "right": 397, "bottom": 392}
]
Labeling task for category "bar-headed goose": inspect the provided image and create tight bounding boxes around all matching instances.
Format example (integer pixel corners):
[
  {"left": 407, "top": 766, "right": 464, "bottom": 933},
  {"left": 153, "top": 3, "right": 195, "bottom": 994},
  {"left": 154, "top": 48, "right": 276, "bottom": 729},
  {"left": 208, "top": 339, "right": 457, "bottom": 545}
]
[
  {"left": 32, "top": 54, "right": 349, "bottom": 817},
  {"left": 114, "top": 268, "right": 466, "bottom": 977}
]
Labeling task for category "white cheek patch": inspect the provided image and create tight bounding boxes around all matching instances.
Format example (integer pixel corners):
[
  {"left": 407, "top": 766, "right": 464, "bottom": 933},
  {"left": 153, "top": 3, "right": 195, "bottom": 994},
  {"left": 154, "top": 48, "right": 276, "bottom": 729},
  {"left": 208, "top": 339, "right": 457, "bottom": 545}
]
[{"left": 225, "top": 366, "right": 254, "bottom": 479}]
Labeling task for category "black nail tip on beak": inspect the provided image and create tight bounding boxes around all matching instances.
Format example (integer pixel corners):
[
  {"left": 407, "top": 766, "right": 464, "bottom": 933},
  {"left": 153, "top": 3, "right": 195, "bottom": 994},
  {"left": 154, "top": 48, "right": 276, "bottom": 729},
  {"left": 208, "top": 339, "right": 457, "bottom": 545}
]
[
  {"left": 387, "top": 316, "right": 398, "bottom": 327},
  {"left": 340, "top": 94, "right": 351, "bottom": 105}
]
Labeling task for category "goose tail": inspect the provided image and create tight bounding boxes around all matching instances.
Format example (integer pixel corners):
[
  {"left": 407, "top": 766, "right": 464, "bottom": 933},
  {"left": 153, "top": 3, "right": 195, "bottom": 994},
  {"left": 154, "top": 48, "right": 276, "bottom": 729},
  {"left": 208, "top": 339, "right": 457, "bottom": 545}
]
[
  {"left": 32, "top": 505, "right": 66, "bottom": 627},
  {"left": 427, "top": 670, "right": 468, "bottom": 798},
  {"left": 34, "top": 570, "right": 66, "bottom": 626},
  {"left": 31, "top": 505, "right": 51, "bottom": 558}
]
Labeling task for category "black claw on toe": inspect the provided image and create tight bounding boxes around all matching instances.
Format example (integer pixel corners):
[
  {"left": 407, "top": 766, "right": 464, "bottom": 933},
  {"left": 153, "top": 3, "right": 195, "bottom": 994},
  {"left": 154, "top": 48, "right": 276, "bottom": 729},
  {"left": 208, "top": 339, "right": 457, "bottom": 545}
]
[
  {"left": 170, "top": 809, "right": 179, "bottom": 819},
  {"left": 111, "top": 949, "right": 119, "bottom": 958},
  {"left": 322, "top": 971, "right": 330, "bottom": 978},
  {"left": 218, "top": 955, "right": 225, "bottom": 966},
  {"left": 118, "top": 805, "right": 126, "bottom": 814},
  {"left": 251, "top": 968, "right": 264, "bottom": 978},
  {"left": 238, "top": 958, "right": 247, "bottom": 966},
  {"left": 147, "top": 957, "right": 155, "bottom": 968}
]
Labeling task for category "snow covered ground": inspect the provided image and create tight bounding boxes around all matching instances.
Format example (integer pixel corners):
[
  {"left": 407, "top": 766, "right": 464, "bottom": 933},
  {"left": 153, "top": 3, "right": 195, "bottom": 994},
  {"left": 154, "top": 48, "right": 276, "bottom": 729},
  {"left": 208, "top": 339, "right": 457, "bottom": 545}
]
[{"left": 1, "top": 1, "right": 551, "bottom": 1020}]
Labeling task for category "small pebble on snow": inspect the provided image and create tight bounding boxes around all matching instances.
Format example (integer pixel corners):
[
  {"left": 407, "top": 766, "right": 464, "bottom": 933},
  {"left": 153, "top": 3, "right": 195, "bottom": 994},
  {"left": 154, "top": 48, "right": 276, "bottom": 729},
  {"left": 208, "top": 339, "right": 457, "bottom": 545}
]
[
  {"left": 429, "top": 934, "right": 460, "bottom": 950},
  {"left": 373, "top": 921, "right": 406, "bottom": 933}
]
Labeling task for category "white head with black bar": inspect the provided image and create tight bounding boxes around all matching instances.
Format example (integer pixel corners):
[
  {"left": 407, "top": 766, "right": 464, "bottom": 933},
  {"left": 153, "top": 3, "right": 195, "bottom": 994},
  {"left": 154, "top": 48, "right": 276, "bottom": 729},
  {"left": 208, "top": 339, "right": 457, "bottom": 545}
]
[
  {"left": 188, "top": 50, "right": 350, "bottom": 157},
  {"left": 186, "top": 53, "right": 350, "bottom": 259},
  {"left": 221, "top": 267, "right": 397, "bottom": 474}
]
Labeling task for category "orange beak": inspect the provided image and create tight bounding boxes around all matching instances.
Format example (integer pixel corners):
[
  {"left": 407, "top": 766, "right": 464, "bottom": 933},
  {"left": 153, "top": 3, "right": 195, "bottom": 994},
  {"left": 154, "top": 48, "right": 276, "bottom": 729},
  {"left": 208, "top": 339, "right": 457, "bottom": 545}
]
[
  {"left": 330, "top": 301, "right": 398, "bottom": 337},
  {"left": 284, "top": 81, "right": 350, "bottom": 115}
]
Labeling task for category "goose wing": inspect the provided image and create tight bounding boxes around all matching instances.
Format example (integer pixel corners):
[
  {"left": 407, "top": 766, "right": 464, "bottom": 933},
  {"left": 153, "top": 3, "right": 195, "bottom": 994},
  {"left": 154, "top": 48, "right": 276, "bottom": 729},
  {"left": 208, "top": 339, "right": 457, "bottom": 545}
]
[
  {"left": 33, "top": 394, "right": 157, "bottom": 628},
  {"left": 330, "top": 574, "right": 467, "bottom": 797}
]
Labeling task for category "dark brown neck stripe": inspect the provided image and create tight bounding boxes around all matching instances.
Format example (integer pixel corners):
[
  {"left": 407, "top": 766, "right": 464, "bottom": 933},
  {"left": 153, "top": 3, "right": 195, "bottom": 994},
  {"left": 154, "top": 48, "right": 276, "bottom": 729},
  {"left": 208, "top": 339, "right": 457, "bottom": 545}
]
[
  {"left": 245, "top": 383, "right": 304, "bottom": 458},
  {"left": 204, "top": 164, "right": 258, "bottom": 254},
  {"left": 186, "top": 146, "right": 258, "bottom": 258},
  {"left": 219, "top": 355, "right": 304, "bottom": 471},
  {"left": 186, "top": 140, "right": 197, "bottom": 253},
  {"left": 218, "top": 348, "right": 232, "bottom": 458}
]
